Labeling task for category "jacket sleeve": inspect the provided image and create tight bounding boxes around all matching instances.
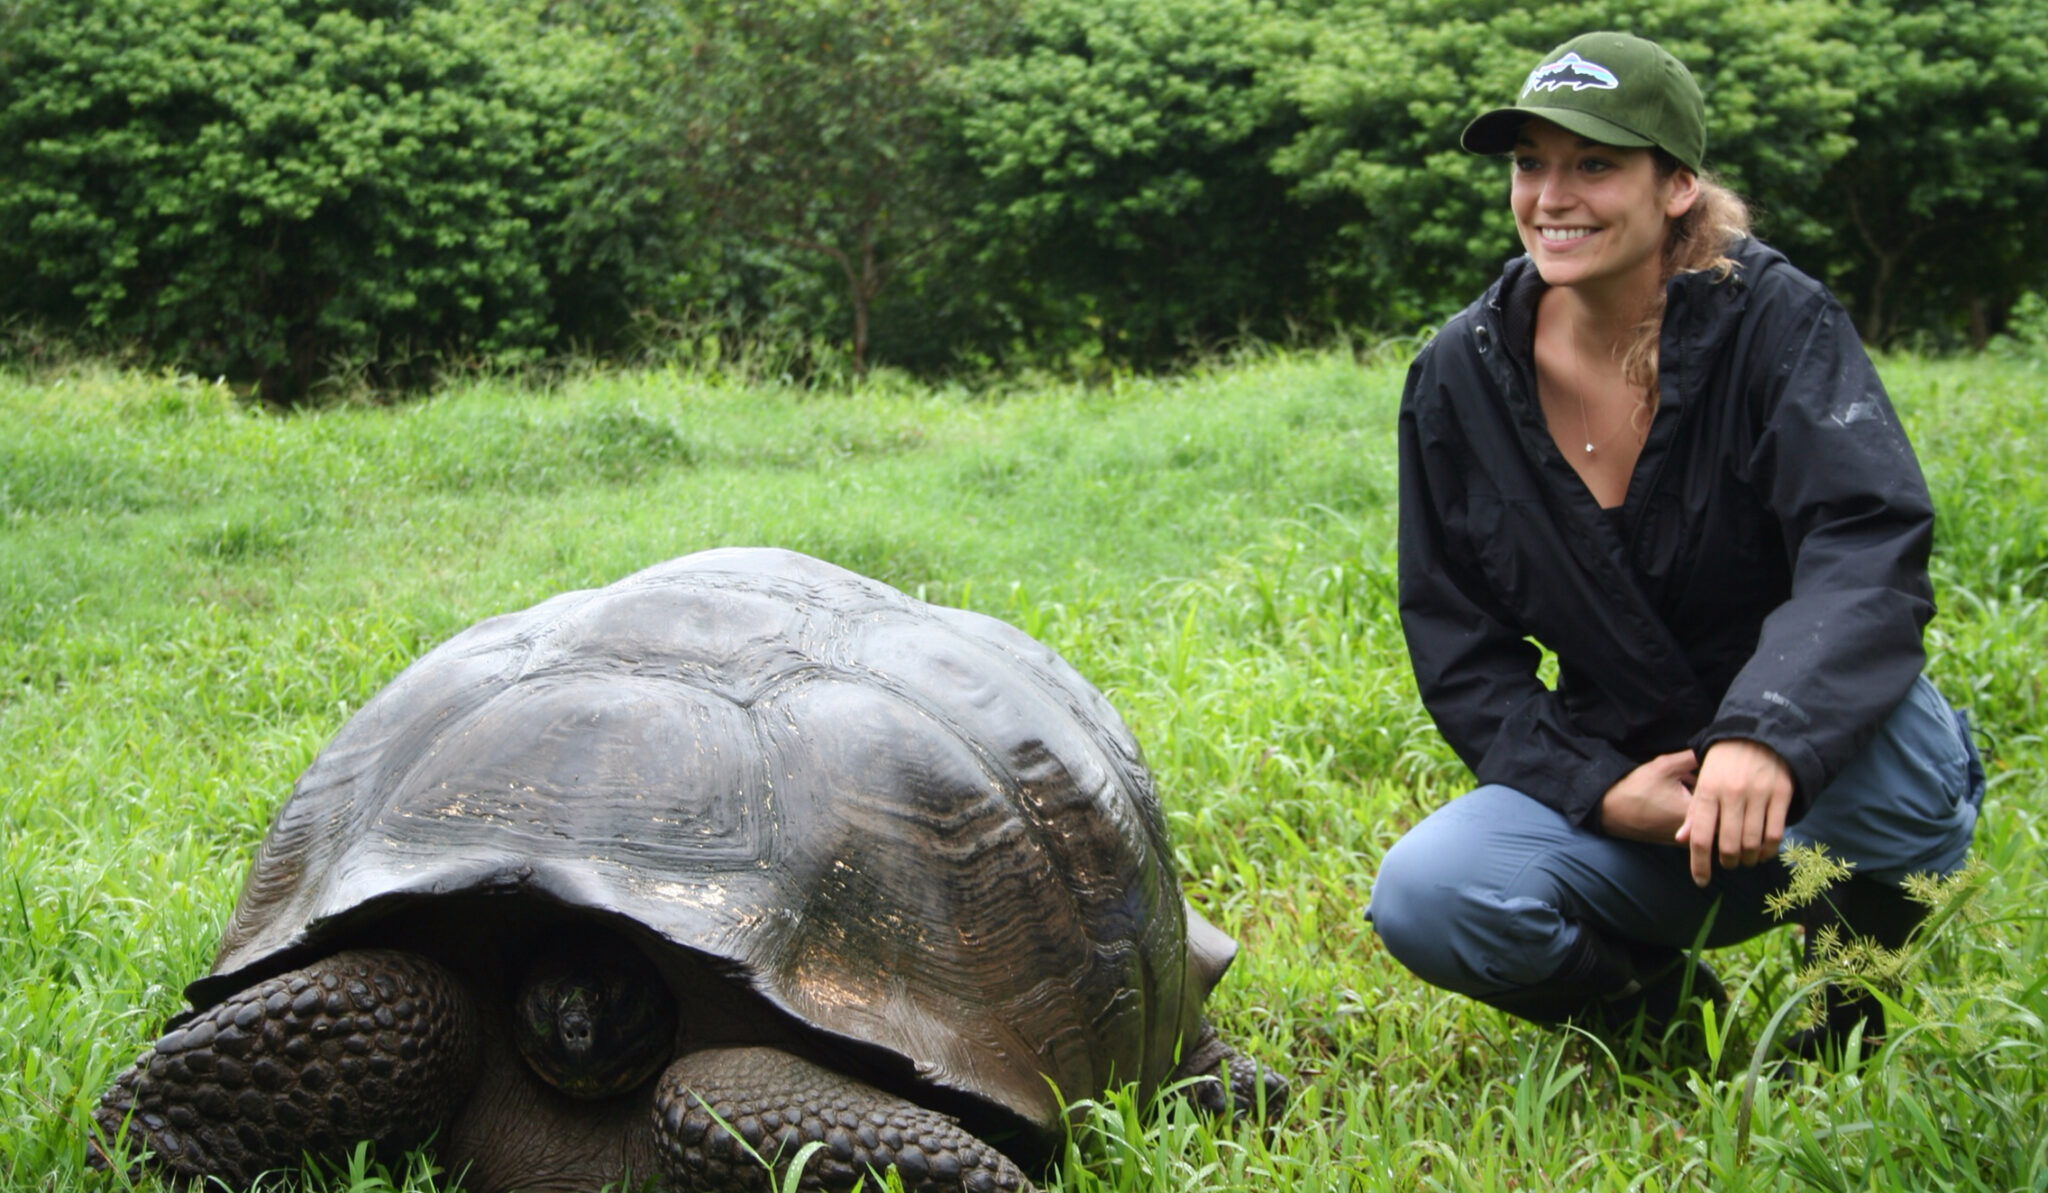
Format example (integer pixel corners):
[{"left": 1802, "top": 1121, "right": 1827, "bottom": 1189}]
[
  {"left": 1397, "top": 344, "right": 1640, "bottom": 826},
  {"left": 1690, "top": 287, "right": 1935, "bottom": 819}
]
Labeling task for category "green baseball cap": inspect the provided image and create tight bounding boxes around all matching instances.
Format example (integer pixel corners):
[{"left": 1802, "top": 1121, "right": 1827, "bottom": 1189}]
[{"left": 1461, "top": 32, "right": 1706, "bottom": 173}]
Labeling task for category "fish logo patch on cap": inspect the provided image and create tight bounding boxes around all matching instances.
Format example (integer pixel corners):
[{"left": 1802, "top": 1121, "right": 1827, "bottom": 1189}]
[{"left": 1523, "top": 52, "right": 1619, "bottom": 95}]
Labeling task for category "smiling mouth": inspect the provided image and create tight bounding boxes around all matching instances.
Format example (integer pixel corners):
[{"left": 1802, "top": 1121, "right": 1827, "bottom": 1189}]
[{"left": 1538, "top": 227, "right": 1598, "bottom": 243}]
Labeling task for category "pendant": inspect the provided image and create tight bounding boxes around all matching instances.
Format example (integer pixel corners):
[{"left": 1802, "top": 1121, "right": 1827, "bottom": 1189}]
[{"left": 1584, "top": 443, "right": 1595, "bottom": 453}]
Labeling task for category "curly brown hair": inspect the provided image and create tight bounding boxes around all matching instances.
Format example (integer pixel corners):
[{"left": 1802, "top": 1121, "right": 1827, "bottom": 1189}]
[{"left": 1618, "top": 153, "right": 1753, "bottom": 402}]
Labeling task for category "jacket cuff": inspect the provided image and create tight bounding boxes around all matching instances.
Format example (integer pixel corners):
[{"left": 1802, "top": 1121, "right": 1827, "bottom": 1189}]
[
  {"left": 1690, "top": 719, "right": 1823, "bottom": 824},
  {"left": 1575, "top": 748, "right": 1641, "bottom": 830},
  {"left": 1476, "top": 734, "right": 1638, "bottom": 828}
]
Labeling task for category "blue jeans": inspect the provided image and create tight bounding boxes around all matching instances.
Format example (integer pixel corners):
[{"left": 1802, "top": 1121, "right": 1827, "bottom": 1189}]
[{"left": 1367, "top": 676, "right": 1984, "bottom": 1000}]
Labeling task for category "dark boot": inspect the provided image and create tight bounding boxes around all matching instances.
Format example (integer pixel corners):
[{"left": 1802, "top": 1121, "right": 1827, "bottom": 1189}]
[
  {"left": 1479, "top": 925, "right": 1725, "bottom": 1060},
  {"left": 1781, "top": 874, "right": 1928, "bottom": 1062}
]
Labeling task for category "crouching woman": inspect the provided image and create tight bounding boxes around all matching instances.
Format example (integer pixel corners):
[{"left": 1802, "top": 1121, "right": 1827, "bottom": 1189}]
[{"left": 1367, "top": 31, "right": 1984, "bottom": 1059}]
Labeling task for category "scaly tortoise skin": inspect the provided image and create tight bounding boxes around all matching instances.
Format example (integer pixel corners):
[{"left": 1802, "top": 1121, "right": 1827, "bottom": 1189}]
[{"left": 91, "top": 548, "right": 1284, "bottom": 1191}]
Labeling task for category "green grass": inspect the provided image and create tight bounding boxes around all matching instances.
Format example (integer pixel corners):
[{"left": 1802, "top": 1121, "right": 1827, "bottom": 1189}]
[{"left": 3, "top": 345, "right": 2044, "bottom": 1191}]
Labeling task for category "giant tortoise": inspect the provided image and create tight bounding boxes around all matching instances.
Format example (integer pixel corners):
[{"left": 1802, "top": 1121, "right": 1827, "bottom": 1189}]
[{"left": 91, "top": 547, "right": 1283, "bottom": 1191}]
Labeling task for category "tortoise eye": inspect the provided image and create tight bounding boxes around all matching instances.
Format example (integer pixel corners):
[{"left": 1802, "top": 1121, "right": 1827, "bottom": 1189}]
[{"left": 521, "top": 990, "right": 558, "bottom": 1039}]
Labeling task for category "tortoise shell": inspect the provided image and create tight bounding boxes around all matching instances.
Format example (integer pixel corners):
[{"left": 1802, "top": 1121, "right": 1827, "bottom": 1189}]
[{"left": 191, "top": 547, "right": 1235, "bottom": 1140}]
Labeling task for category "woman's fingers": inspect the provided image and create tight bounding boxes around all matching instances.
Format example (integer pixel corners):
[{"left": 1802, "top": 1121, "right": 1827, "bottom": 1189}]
[{"left": 1687, "top": 738, "right": 1795, "bottom": 885}]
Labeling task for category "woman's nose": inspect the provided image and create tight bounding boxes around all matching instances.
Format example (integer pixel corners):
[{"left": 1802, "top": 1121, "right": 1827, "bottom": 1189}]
[{"left": 1537, "top": 172, "right": 1576, "bottom": 210}]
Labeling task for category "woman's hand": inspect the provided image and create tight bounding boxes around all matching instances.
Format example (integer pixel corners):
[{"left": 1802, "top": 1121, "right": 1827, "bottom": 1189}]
[
  {"left": 1597, "top": 750, "right": 1698, "bottom": 843},
  {"left": 1675, "top": 738, "right": 1795, "bottom": 887}
]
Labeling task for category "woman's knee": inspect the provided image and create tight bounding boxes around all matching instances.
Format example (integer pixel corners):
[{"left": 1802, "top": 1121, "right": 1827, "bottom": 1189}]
[
  {"left": 1367, "top": 827, "right": 1459, "bottom": 977},
  {"left": 1368, "top": 789, "right": 1605, "bottom": 994},
  {"left": 1367, "top": 791, "right": 1576, "bottom": 994}
]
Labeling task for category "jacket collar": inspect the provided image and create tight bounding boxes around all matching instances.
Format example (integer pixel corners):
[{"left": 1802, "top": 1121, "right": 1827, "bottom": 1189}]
[{"left": 1478, "top": 237, "right": 1775, "bottom": 404}]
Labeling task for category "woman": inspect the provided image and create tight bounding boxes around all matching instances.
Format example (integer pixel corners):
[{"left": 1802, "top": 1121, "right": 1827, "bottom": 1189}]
[{"left": 1366, "top": 31, "right": 1984, "bottom": 1058}]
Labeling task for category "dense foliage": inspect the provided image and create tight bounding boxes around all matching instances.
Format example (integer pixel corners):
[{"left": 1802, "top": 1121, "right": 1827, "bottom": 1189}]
[
  {"left": 644, "top": 0, "right": 1014, "bottom": 375},
  {"left": 2, "top": 0, "right": 2043, "bottom": 390},
  {"left": 945, "top": 0, "right": 1355, "bottom": 363},
  {"left": 1805, "top": 0, "right": 2048, "bottom": 346},
  {"left": 0, "top": 0, "right": 655, "bottom": 399}
]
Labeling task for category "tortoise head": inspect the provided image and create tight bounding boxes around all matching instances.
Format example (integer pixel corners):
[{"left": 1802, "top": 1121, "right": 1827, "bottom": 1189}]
[{"left": 512, "top": 935, "right": 678, "bottom": 1099}]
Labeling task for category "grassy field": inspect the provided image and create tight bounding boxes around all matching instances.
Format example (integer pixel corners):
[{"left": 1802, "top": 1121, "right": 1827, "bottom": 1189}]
[{"left": 3, "top": 345, "right": 2044, "bottom": 1191}]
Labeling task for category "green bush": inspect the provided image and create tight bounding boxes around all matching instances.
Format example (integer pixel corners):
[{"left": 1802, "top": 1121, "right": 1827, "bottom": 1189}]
[
  {"left": 919, "top": 0, "right": 2048, "bottom": 362},
  {"left": 638, "top": 0, "right": 1014, "bottom": 377},
  {"left": 0, "top": 0, "right": 656, "bottom": 400},
  {"left": 947, "top": 0, "right": 1355, "bottom": 366},
  {"left": 1804, "top": 0, "right": 2048, "bottom": 347},
  {"left": 5, "top": 0, "right": 2040, "bottom": 382}
]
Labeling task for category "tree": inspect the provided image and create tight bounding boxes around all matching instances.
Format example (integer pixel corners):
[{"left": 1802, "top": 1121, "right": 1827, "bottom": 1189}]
[
  {"left": 642, "top": 0, "right": 1014, "bottom": 375},
  {"left": 1808, "top": 0, "right": 2048, "bottom": 346}
]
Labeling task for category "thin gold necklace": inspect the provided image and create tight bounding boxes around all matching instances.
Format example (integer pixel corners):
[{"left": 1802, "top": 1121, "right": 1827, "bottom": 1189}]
[
  {"left": 1569, "top": 336, "right": 1643, "bottom": 455},
  {"left": 1576, "top": 389, "right": 1624, "bottom": 454}
]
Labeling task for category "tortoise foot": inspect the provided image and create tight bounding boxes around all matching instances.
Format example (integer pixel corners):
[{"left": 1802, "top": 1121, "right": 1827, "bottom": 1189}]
[
  {"left": 1171, "top": 1022, "right": 1289, "bottom": 1124},
  {"left": 89, "top": 949, "right": 480, "bottom": 1182},
  {"left": 652, "top": 1046, "right": 1035, "bottom": 1193}
]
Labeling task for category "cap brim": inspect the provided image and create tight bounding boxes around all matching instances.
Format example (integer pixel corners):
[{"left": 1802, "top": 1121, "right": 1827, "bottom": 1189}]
[{"left": 1461, "top": 106, "right": 1658, "bottom": 156}]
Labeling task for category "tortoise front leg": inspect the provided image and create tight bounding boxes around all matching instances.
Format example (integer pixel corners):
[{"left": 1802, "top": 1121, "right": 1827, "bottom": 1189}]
[
  {"left": 652, "top": 1046, "right": 1035, "bottom": 1193},
  {"left": 1169, "top": 1020, "right": 1289, "bottom": 1124},
  {"left": 90, "top": 949, "right": 481, "bottom": 1183}
]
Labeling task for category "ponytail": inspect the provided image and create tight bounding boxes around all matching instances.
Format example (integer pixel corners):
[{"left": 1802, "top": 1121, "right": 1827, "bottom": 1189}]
[{"left": 1619, "top": 161, "right": 1752, "bottom": 397}]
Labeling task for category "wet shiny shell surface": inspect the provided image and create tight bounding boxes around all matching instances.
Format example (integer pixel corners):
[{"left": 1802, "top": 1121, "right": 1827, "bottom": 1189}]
[{"left": 196, "top": 548, "right": 1231, "bottom": 1134}]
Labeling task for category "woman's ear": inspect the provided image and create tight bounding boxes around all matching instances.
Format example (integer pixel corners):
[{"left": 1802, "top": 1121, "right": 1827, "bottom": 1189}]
[{"left": 1665, "top": 168, "right": 1702, "bottom": 219}]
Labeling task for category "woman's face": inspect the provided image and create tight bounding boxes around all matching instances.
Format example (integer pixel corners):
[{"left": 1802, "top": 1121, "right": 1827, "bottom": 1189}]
[{"left": 1509, "top": 118, "right": 1698, "bottom": 297}]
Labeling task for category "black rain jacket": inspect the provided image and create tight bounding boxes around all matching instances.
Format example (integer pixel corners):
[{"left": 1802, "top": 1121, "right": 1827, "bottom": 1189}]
[{"left": 1397, "top": 237, "right": 1936, "bottom": 828}]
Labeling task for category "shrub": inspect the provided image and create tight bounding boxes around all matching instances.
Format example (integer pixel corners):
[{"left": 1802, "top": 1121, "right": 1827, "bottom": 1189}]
[
  {"left": 1804, "top": 0, "right": 2048, "bottom": 347},
  {"left": 946, "top": 0, "right": 1355, "bottom": 367},
  {"left": 637, "top": 0, "right": 1015, "bottom": 377},
  {"left": 0, "top": 0, "right": 654, "bottom": 400}
]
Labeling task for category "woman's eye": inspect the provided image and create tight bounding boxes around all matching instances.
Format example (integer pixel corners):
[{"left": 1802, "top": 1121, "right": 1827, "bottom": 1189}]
[
  {"left": 1580, "top": 158, "right": 1614, "bottom": 174},
  {"left": 1513, "top": 156, "right": 1542, "bottom": 172}
]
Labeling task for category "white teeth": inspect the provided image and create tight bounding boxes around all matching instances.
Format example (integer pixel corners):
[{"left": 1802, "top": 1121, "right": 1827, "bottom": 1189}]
[{"left": 1540, "top": 227, "right": 1595, "bottom": 242}]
